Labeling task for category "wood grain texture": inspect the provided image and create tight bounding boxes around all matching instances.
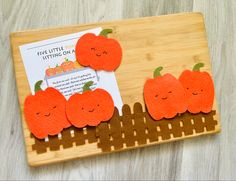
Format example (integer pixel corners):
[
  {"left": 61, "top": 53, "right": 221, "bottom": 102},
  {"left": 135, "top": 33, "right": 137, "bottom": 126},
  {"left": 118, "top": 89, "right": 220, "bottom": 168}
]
[
  {"left": 10, "top": 12, "right": 220, "bottom": 167},
  {"left": 0, "top": 0, "right": 235, "bottom": 180}
]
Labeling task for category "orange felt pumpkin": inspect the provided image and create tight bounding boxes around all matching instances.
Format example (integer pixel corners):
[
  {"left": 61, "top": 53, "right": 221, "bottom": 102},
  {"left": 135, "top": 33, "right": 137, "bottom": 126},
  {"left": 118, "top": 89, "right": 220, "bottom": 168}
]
[
  {"left": 75, "top": 29, "right": 122, "bottom": 71},
  {"left": 61, "top": 58, "right": 75, "bottom": 72},
  {"left": 45, "top": 67, "right": 56, "bottom": 76},
  {"left": 179, "top": 63, "right": 214, "bottom": 114},
  {"left": 66, "top": 81, "right": 114, "bottom": 127},
  {"left": 24, "top": 80, "right": 71, "bottom": 139},
  {"left": 144, "top": 67, "right": 187, "bottom": 120},
  {"left": 55, "top": 64, "right": 63, "bottom": 74}
]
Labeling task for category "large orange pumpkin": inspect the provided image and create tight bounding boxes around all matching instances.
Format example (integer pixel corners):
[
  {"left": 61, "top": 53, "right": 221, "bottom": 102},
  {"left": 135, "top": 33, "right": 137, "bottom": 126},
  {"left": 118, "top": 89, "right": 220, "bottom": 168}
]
[
  {"left": 66, "top": 81, "right": 114, "bottom": 127},
  {"left": 75, "top": 29, "right": 122, "bottom": 71},
  {"left": 179, "top": 63, "right": 214, "bottom": 114},
  {"left": 24, "top": 80, "right": 71, "bottom": 139},
  {"left": 144, "top": 67, "right": 187, "bottom": 120}
]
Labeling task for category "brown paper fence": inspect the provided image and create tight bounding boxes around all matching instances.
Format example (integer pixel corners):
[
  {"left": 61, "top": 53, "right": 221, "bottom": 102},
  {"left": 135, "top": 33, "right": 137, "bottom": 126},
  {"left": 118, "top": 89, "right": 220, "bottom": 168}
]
[{"left": 31, "top": 102, "right": 217, "bottom": 154}]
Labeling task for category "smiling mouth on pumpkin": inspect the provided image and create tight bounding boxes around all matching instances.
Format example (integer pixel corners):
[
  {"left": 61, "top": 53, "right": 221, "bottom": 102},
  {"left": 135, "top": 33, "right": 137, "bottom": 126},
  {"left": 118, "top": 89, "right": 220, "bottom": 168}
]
[
  {"left": 161, "top": 97, "right": 168, "bottom": 100},
  {"left": 88, "top": 109, "right": 95, "bottom": 113},
  {"left": 192, "top": 92, "right": 198, "bottom": 96},
  {"left": 96, "top": 54, "right": 101, "bottom": 57},
  {"left": 44, "top": 113, "right": 51, "bottom": 117}
]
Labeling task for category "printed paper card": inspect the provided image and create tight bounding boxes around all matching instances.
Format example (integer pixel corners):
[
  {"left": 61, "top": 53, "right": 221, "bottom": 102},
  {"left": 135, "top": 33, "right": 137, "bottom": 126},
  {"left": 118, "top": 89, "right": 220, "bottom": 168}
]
[{"left": 19, "top": 27, "right": 123, "bottom": 111}]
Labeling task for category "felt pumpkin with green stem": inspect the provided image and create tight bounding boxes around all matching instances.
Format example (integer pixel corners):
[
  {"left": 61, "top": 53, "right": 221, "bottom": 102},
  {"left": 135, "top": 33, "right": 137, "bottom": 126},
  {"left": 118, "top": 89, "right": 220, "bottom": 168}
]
[
  {"left": 24, "top": 80, "right": 71, "bottom": 139},
  {"left": 179, "top": 63, "right": 214, "bottom": 113},
  {"left": 144, "top": 67, "right": 187, "bottom": 120},
  {"left": 75, "top": 29, "right": 122, "bottom": 71},
  {"left": 66, "top": 81, "right": 114, "bottom": 127}
]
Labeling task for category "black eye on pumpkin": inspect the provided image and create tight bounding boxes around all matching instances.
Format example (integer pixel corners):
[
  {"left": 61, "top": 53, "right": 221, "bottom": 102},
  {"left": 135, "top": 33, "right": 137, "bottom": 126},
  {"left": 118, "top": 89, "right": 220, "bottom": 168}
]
[
  {"left": 103, "top": 51, "right": 107, "bottom": 55},
  {"left": 81, "top": 107, "right": 84, "bottom": 110},
  {"left": 168, "top": 91, "right": 172, "bottom": 93},
  {"left": 155, "top": 95, "right": 158, "bottom": 98},
  {"left": 186, "top": 88, "right": 189, "bottom": 90},
  {"left": 53, "top": 106, "right": 57, "bottom": 109},
  {"left": 91, "top": 48, "right": 96, "bottom": 51},
  {"left": 97, "top": 104, "right": 100, "bottom": 107},
  {"left": 201, "top": 89, "right": 203, "bottom": 92},
  {"left": 36, "top": 112, "right": 40, "bottom": 115}
]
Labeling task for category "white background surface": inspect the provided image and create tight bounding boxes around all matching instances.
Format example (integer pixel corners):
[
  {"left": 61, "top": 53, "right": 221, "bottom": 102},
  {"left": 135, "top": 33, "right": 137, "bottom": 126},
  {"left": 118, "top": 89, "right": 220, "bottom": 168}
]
[
  {"left": 19, "top": 28, "right": 101, "bottom": 93},
  {"left": 19, "top": 27, "right": 123, "bottom": 111}
]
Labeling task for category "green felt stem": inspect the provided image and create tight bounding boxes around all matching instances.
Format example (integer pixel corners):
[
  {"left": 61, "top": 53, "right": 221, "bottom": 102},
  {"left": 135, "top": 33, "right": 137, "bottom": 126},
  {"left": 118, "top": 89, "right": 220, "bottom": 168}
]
[
  {"left": 34, "top": 80, "right": 43, "bottom": 93},
  {"left": 193, "top": 62, "right": 204, "bottom": 71},
  {"left": 153, "top": 66, "right": 163, "bottom": 78},
  {"left": 82, "top": 81, "right": 93, "bottom": 92},
  {"left": 65, "top": 58, "right": 69, "bottom": 61},
  {"left": 99, "top": 29, "right": 113, "bottom": 37}
]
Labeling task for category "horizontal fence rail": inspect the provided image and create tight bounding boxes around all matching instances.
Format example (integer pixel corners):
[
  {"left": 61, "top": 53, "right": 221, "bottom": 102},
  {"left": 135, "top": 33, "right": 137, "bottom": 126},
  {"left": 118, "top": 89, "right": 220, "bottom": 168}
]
[{"left": 31, "top": 102, "right": 218, "bottom": 154}]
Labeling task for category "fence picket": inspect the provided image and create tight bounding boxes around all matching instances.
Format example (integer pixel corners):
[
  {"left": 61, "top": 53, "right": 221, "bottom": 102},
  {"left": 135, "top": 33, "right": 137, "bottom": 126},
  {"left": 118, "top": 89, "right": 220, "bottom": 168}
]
[{"left": 31, "top": 103, "right": 217, "bottom": 154}]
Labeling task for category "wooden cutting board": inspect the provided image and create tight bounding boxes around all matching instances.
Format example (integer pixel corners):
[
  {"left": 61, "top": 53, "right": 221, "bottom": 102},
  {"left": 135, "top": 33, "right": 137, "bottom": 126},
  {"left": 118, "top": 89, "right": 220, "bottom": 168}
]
[{"left": 10, "top": 12, "right": 221, "bottom": 167}]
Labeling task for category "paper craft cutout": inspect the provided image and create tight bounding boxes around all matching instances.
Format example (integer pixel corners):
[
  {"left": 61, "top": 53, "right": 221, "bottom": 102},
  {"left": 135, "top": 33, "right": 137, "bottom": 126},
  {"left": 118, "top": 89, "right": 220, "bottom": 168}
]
[
  {"left": 66, "top": 81, "right": 115, "bottom": 127},
  {"left": 179, "top": 63, "right": 214, "bottom": 114},
  {"left": 75, "top": 29, "right": 122, "bottom": 71},
  {"left": 24, "top": 80, "right": 71, "bottom": 139},
  {"left": 144, "top": 67, "right": 187, "bottom": 120}
]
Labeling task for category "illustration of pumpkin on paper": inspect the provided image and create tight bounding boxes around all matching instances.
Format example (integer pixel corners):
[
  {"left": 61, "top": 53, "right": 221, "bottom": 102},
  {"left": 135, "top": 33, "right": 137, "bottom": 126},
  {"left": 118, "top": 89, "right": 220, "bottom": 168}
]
[
  {"left": 45, "top": 66, "right": 56, "bottom": 77},
  {"left": 75, "top": 29, "right": 122, "bottom": 71},
  {"left": 61, "top": 58, "right": 75, "bottom": 72},
  {"left": 24, "top": 80, "right": 71, "bottom": 139},
  {"left": 179, "top": 63, "right": 214, "bottom": 114},
  {"left": 144, "top": 67, "right": 188, "bottom": 121},
  {"left": 55, "top": 64, "right": 63, "bottom": 74},
  {"left": 45, "top": 58, "right": 76, "bottom": 77},
  {"left": 66, "top": 81, "right": 115, "bottom": 128}
]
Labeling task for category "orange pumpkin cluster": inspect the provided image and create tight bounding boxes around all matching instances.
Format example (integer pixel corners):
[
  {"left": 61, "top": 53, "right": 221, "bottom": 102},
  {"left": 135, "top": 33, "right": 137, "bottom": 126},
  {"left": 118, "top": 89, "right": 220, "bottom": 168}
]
[
  {"left": 24, "top": 28, "right": 215, "bottom": 140},
  {"left": 144, "top": 63, "right": 215, "bottom": 121},
  {"left": 24, "top": 28, "right": 123, "bottom": 139},
  {"left": 24, "top": 81, "right": 114, "bottom": 139},
  {"left": 45, "top": 58, "right": 75, "bottom": 77}
]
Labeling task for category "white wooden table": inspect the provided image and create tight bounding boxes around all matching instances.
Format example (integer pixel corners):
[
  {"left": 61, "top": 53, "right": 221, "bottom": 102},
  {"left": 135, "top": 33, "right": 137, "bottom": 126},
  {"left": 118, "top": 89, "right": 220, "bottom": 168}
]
[{"left": 0, "top": 0, "right": 235, "bottom": 180}]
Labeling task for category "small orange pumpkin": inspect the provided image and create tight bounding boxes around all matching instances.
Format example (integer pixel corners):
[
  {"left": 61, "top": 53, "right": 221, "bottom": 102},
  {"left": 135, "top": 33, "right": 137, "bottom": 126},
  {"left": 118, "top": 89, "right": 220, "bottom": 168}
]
[
  {"left": 45, "top": 67, "right": 56, "bottom": 77},
  {"left": 75, "top": 29, "right": 122, "bottom": 71},
  {"left": 179, "top": 63, "right": 214, "bottom": 113},
  {"left": 24, "top": 80, "right": 71, "bottom": 139},
  {"left": 61, "top": 58, "right": 75, "bottom": 72},
  {"left": 66, "top": 81, "right": 114, "bottom": 127},
  {"left": 144, "top": 67, "right": 187, "bottom": 120},
  {"left": 55, "top": 64, "right": 63, "bottom": 74}
]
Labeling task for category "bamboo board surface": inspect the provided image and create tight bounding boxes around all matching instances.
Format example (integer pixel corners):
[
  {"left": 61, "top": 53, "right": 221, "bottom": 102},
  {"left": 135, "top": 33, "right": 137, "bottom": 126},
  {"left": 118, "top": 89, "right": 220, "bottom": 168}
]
[{"left": 10, "top": 12, "right": 220, "bottom": 167}]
